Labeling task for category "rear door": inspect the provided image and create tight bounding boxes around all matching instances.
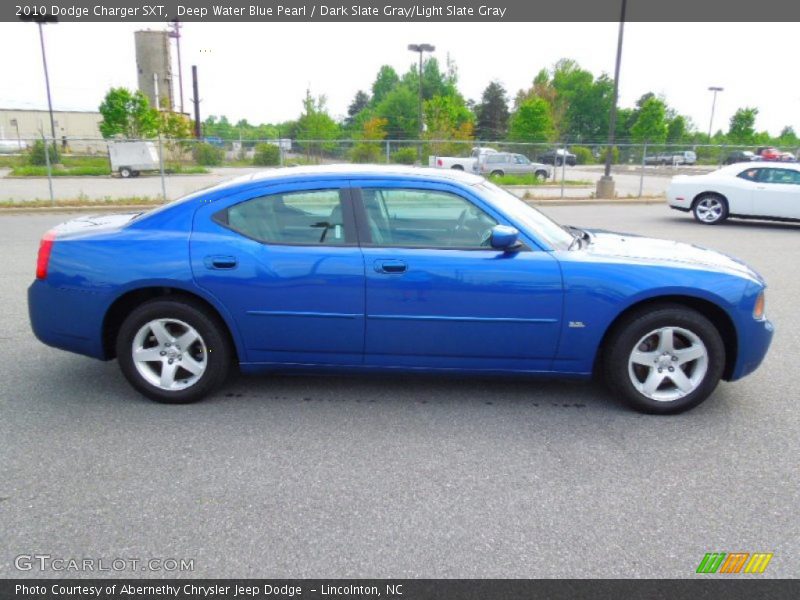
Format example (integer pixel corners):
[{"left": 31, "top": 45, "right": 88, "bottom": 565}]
[
  {"left": 352, "top": 180, "right": 563, "bottom": 372},
  {"left": 190, "top": 181, "right": 366, "bottom": 365}
]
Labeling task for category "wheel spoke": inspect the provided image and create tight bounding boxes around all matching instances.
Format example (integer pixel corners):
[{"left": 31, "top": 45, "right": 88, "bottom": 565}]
[
  {"left": 657, "top": 328, "right": 675, "bottom": 352},
  {"left": 159, "top": 361, "right": 178, "bottom": 388},
  {"left": 674, "top": 345, "right": 705, "bottom": 365},
  {"left": 175, "top": 329, "right": 199, "bottom": 350},
  {"left": 669, "top": 369, "right": 694, "bottom": 393},
  {"left": 149, "top": 320, "right": 173, "bottom": 345},
  {"left": 630, "top": 350, "right": 658, "bottom": 366},
  {"left": 641, "top": 370, "right": 665, "bottom": 395},
  {"left": 134, "top": 347, "right": 163, "bottom": 363},
  {"left": 181, "top": 355, "right": 205, "bottom": 376}
]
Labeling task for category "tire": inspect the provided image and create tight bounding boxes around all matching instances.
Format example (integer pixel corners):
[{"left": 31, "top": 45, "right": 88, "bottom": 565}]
[
  {"left": 603, "top": 305, "right": 725, "bottom": 414},
  {"left": 692, "top": 193, "right": 729, "bottom": 225},
  {"left": 131, "top": 170, "right": 141, "bottom": 177},
  {"left": 450, "top": 165, "right": 464, "bottom": 171},
  {"left": 116, "top": 299, "right": 232, "bottom": 404},
  {"left": 490, "top": 170, "right": 504, "bottom": 177},
  {"left": 119, "top": 167, "right": 132, "bottom": 178},
  {"left": 535, "top": 170, "right": 548, "bottom": 181}
]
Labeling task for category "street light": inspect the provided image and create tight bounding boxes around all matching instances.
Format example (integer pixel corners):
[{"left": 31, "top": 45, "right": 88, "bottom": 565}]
[
  {"left": 596, "top": 0, "right": 627, "bottom": 199},
  {"left": 707, "top": 86, "right": 724, "bottom": 141},
  {"left": 408, "top": 43, "right": 435, "bottom": 163},
  {"left": 19, "top": 13, "right": 58, "bottom": 146}
]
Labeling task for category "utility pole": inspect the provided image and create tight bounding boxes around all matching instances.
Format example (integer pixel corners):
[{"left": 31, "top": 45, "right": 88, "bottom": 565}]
[
  {"left": 192, "top": 65, "right": 201, "bottom": 138},
  {"left": 168, "top": 19, "right": 185, "bottom": 114},
  {"left": 707, "top": 86, "right": 724, "bottom": 141},
  {"left": 408, "top": 43, "right": 435, "bottom": 164},
  {"left": 596, "top": 0, "right": 627, "bottom": 199}
]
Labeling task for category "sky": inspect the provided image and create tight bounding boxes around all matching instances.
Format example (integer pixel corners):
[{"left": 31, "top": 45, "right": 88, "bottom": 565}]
[{"left": 1, "top": 21, "right": 798, "bottom": 139}]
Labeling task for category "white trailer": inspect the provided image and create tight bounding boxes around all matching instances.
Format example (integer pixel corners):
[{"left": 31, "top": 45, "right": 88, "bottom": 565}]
[{"left": 108, "top": 141, "right": 161, "bottom": 178}]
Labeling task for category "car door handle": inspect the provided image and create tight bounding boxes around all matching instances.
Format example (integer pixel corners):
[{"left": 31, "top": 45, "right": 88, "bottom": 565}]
[
  {"left": 374, "top": 259, "right": 407, "bottom": 274},
  {"left": 204, "top": 255, "right": 238, "bottom": 270}
]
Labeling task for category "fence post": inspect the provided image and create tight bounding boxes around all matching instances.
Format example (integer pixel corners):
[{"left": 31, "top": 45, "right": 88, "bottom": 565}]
[
  {"left": 158, "top": 134, "right": 167, "bottom": 202},
  {"left": 386, "top": 140, "right": 390, "bottom": 163},
  {"left": 638, "top": 141, "right": 647, "bottom": 199},
  {"left": 42, "top": 133, "right": 54, "bottom": 206},
  {"left": 560, "top": 143, "right": 567, "bottom": 199}
]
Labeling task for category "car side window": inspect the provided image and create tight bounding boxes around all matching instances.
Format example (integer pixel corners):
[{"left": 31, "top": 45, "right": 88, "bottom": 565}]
[
  {"left": 217, "top": 189, "right": 347, "bottom": 245},
  {"left": 361, "top": 188, "right": 498, "bottom": 249},
  {"left": 759, "top": 168, "right": 800, "bottom": 185},
  {"left": 737, "top": 168, "right": 761, "bottom": 182}
]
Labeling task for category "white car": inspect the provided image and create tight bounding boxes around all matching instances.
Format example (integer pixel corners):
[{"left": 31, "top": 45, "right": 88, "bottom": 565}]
[{"left": 667, "top": 162, "right": 800, "bottom": 224}]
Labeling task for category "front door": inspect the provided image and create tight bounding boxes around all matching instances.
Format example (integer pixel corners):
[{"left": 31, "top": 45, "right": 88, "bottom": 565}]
[
  {"left": 352, "top": 181, "right": 563, "bottom": 372},
  {"left": 190, "top": 182, "right": 365, "bottom": 365}
]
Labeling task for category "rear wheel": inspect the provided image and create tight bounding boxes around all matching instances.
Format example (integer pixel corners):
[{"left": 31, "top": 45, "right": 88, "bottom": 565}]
[
  {"left": 450, "top": 164, "right": 464, "bottom": 171},
  {"left": 116, "top": 299, "right": 232, "bottom": 403},
  {"left": 692, "top": 193, "right": 728, "bottom": 225},
  {"left": 490, "top": 170, "right": 504, "bottom": 177},
  {"left": 119, "top": 167, "right": 132, "bottom": 178},
  {"left": 603, "top": 305, "right": 725, "bottom": 414},
  {"left": 534, "top": 170, "right": 548, "bottom": 181}
]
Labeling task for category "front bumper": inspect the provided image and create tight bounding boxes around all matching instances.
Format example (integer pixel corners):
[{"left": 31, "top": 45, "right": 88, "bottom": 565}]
[{"left": 730, "top": 317, "right": 774, "bottom": 381}]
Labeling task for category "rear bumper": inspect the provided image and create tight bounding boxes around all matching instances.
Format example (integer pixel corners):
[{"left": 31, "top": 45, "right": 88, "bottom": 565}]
[{"left": 28, "top": 280, "right": 107, "bottom": 360}]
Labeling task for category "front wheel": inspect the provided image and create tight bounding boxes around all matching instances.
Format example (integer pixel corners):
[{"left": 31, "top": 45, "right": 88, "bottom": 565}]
[
  {"left": 693, "top": 194, "right": 728, "bottom": 225},
  {"left": 603, "top": 305, "right": 725, "bottom": 414},
  {"left": 490, "top": 170, "right": 504, "bottom": 177},
  {"left": 119, "top": 167, "right": 132, "bottom": 178},
  {"left": 116, "top": 299, "right": 232, "bottom": 403},
  {"left": 534, "top": 170, "right": 548, "bottom": 181}
]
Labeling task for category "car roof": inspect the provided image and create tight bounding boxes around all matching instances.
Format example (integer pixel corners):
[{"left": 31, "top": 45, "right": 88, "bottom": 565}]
[
  {"left": 216, "top": 164, "right": 484, "bottom": 191},
  {"left": 718, "top": 161, "right": 800, "bottom": 174}
]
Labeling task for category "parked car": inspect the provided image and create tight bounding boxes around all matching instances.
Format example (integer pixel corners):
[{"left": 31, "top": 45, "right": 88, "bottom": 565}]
[
  {"left": 645, "top": 151, "right": 697, "bottom": 166},
  {"left": 755, "top": 147, "right": 795, "bottom": 162},
  {"left": 667, "top": 161, "right": 800, "bottom": 224},
  {"left": 724, "top": 150, "right": 757, "bottom": 165},
  {"left": 29, "top": 165, "right": 773, "bottom": 414},
  {"left": 428, "top": 147, "right": 497, "bottom": 171},
  {"left": 539, "top": 148, "right": 577, "bottom": 166},
  {"left": 474, "top": 152, "right": 551, "bottom": 179}
]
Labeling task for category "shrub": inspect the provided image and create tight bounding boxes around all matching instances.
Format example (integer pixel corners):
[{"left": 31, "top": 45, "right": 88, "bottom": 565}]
[
  {"left": 28, "top": 140, "right": 59, "bottom": 166},
  {"left": 598, "top": 146, "right": 620, "bottom": 164},
  {"left": 570, "top": 145, "right": 593, "bottom": 165},
  {"left": 350, "top": 143, "right": 383, "bottom": 163},
  {"left": 192, "top": 142, "right": 224, "bottom": 166},
  {"left": 253, "top": 143, "right": 281, "bottom": 166},
  {"left": 391, "top": 147, "right": 417, "bottom": 165}
]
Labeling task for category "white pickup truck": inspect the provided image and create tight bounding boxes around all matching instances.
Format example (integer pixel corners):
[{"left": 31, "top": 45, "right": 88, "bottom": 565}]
[{"left": 428, "top": 147, "right": 497, "bottom": 171}]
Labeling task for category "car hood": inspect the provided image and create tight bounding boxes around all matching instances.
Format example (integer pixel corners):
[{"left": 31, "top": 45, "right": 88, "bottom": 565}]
[{"left": 584, "top": 230, "right": 763, "bottom": 283}]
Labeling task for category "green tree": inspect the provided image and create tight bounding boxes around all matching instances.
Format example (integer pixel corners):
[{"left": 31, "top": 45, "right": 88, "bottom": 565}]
[
  {"left": 371, "top": 65, "right": 400, "bottom": 105},
  {"left": 475, "top": 81, "right": 509, "bottom": 140},
  {"left": 351, "top": 116, "right": 388, "bottom": 163},
  {"left": 374, "top": 85, "right": 419, "bottom": 139},
  {"left": 666, "top": 115, "right": 688, "bottom": 144},
  {"left": 98, "top": 88, "right": 159, "bottom": 138},
  {"left": 346, "top": 90, "right": 370, "bottom": 127},
  {"left": 508, "top": 97, "right": 554, "bottom": 143},
  {"left": 424, "top": 94, "right": 474, "bottom": 156},
  {"left": 631, "top": 97, "right": 668, "bottom": 144},
  {"left": 296, "top": 90, "right": 340, "bottom": 160},
  {"left": 728, "top": 107, "right": 758, "bottom": 144}
]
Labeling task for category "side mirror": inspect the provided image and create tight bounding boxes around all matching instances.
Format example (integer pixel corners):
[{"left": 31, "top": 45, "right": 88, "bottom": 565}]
[{"left": 489, "top": 225, "right": 522, "bottom": 251}]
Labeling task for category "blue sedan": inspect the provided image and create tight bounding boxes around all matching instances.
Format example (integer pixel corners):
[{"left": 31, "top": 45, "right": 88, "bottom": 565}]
[{"left": 28, "top": 166, "right": 773, "bottom": 413}]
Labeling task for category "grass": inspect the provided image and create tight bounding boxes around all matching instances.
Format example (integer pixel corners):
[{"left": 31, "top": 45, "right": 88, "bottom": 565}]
[
  {"left": 10, "top": 165, "right": 111, "bottom": 177},
  {"left": 490, "top": 173, "right": 592, "bottom": 186},
  {"left": 0, "top": 196, "right": 164, "bottom": 209}
]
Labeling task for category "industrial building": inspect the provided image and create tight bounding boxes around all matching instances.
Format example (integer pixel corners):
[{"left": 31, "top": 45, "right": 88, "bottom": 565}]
[
  {"left": 135, "top": 29, "right": 174, "bottom": 111},
  {"left": 0, "top": 108, "right": 103, "bottom": 153}
]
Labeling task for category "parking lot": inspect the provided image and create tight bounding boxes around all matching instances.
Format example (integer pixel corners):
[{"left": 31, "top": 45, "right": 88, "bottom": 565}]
[{"left": 1, "top": 204, "right": 798, "bottom": 578}]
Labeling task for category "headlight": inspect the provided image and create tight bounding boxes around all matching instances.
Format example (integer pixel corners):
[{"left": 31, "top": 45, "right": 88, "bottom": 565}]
[{"left": 753, "top": 291, "right": 766, "bottom": 320}]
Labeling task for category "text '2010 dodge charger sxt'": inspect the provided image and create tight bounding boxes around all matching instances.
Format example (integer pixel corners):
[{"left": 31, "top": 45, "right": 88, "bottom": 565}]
[{"left": 29, "top": 166, "right": 773, "bottom": 414}]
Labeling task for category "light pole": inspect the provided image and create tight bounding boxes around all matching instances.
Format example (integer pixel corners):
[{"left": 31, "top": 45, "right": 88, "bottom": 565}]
[
  {"left": 408, "top": 43, "right": 435, "bottom": 163},
  {"left": 19, "top": 13, "right": 58, "bottom": 147},
  {"left": 169, "top": 19, "right": 185, "bottom": 114},
  {"left": 596, "top": 0, "right": 627, "bottom": 199},
  {"left": 707, "top": 86, "right": 724, "bottom": 141}
]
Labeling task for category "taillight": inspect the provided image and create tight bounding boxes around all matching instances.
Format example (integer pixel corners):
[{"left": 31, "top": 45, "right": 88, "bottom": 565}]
[
  {"left": 437, "top": 158, "right": 443, "bottom": 166},
  {"left": 36, "top": 230, "right": 56, "bottom": 280}
]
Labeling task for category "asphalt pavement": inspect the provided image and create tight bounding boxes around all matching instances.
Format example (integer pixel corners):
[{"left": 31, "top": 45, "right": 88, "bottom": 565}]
[{"left": 1, "top": 205, "right": 797, "bottom": 578}]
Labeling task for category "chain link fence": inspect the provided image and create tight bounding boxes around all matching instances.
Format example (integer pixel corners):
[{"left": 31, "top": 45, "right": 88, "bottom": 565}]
[{"left": 2, "top": 136, "right": 797, "bottom": 204}]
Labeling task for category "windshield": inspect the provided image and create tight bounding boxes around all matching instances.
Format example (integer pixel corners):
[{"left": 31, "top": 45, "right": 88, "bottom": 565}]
[{"left": 474, "top": 181, "right": 574, "bottom": 250}]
